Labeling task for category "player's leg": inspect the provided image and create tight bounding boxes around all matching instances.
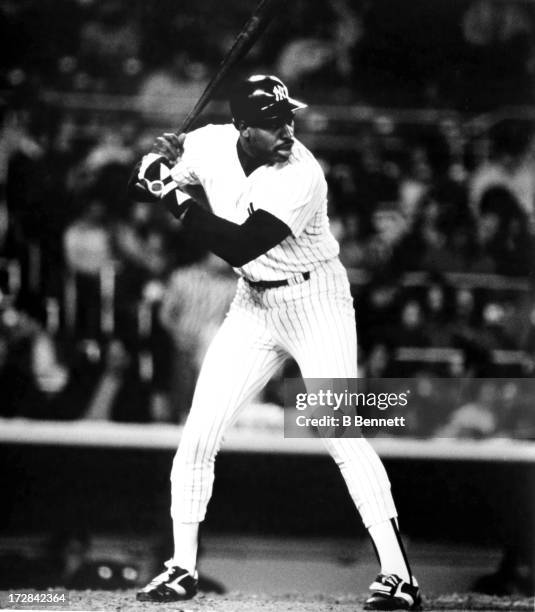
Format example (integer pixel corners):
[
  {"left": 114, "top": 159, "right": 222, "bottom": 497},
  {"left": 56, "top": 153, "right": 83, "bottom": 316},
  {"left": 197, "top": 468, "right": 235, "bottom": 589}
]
[
  {"left": 275, "top": 272, "right": 400, "bottom": 527},
  {"left": 138, "top": 303, "right": 286, "bottom": 602},
  {"left": 170, "top": 307, "right": 285, "bottom": 525},
  {"left": 276, "top": 270, "right": 419, "bottom": 609}
]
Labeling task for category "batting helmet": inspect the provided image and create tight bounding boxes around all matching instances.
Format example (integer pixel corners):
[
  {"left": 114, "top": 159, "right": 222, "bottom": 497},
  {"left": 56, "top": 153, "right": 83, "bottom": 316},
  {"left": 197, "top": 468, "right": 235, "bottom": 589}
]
[{"left": 230, "top": 75, "right": 307, "bottom": 126}]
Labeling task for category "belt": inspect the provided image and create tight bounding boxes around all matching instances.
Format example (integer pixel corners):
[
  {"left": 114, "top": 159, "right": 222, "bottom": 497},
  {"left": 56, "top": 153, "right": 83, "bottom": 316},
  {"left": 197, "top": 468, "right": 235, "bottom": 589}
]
[{"left": 245, "top": 271, "right": 310, "bottom": 290}]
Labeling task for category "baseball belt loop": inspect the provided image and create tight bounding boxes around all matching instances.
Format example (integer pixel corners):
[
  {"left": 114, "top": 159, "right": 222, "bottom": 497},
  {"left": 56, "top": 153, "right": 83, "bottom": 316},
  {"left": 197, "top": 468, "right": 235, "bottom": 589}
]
[{"left": 289, "top": 272, "right": 310, "bottom": 286}]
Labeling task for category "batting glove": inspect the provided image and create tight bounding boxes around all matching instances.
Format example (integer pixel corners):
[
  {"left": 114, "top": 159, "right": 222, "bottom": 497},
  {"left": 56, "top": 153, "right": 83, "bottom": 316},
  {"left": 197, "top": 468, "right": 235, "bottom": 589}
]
[
  {"left": 132, "top": 154, "right": 191, "bottom": 219},
  {"left": 138, "top": 153, "right": 185, "bottom": 198}
]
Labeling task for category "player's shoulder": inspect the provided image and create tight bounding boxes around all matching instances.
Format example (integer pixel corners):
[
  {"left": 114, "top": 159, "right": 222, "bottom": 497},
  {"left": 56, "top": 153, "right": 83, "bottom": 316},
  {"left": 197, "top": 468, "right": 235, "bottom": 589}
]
[
  {"left": 184, "top": 123, "right": 238, "bottom": 151},
  {"left": 289, "top": 140, "right": 324, "bottom": 173},
  {"left": 277, "top": 139, "right": 326, "bottom": 186}
]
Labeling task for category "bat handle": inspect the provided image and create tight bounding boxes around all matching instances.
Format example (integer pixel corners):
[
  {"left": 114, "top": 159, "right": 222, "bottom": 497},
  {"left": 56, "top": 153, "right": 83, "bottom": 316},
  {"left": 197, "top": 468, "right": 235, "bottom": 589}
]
[{"left": 180, "top": 110, "right": 199, "bottom": 135}]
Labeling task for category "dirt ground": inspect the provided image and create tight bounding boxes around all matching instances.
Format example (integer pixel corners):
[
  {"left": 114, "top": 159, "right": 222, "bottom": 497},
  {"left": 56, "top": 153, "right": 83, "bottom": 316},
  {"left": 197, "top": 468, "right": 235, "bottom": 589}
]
[{"left": 1, "top": 590, "right": 534, "bottom": 612}]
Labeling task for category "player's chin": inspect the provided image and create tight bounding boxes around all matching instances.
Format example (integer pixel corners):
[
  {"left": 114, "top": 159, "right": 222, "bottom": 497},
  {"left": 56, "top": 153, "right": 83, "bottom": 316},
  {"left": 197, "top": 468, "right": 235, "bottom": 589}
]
[{"left": 272, "top": 147, "right": 292, "bottom": 162}]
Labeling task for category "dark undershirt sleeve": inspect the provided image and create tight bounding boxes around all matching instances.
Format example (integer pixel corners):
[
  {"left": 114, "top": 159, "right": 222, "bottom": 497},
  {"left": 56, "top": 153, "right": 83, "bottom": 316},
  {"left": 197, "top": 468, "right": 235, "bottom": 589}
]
[{"left": 182, "top": 203, "right": 292, "bottom": 267}]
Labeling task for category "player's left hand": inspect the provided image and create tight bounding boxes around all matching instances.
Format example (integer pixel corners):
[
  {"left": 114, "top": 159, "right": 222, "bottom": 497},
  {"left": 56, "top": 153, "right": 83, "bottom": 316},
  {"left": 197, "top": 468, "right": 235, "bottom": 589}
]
[{"left": 151, "top": 132, "right": 186, "bottom": 163}]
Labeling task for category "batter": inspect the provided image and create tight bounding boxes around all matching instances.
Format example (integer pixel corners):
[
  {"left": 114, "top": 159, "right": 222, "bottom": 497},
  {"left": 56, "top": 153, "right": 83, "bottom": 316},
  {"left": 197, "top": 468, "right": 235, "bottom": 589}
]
[{"left": 129, "top": 75, "right": 421, "bottom": 611}]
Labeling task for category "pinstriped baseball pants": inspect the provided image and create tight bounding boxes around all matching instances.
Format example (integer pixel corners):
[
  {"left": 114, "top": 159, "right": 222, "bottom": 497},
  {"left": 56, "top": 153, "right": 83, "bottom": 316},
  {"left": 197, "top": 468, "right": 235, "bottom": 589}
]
[{"left": 170, "top": 258, "right": 397, "bottom": 528}]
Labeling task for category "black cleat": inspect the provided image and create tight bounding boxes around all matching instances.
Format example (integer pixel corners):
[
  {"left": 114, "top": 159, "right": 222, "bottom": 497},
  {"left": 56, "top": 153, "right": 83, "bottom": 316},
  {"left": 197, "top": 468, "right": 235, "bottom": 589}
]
[
  {"left": 364, "top": 573, "right": 422, "bottom": 610},
  {"left": 136, "top": 561, "right": 198, "bottom": 602}
]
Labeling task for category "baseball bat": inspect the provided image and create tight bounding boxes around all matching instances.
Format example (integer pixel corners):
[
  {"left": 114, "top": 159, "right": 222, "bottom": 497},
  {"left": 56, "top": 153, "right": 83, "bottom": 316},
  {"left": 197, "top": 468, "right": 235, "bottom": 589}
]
[{"left": 177, "top": 0, "right": 281, "bottom": 134}]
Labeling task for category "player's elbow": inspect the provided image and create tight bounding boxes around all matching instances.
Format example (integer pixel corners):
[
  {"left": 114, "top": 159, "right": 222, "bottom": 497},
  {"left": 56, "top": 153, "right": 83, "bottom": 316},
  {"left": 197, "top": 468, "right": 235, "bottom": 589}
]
[
  {"left": 221, "top": 235, "right": 261, "bottom": 267},
  {"left": 226, "top": 239, "right": 280, "bottom": 267}
]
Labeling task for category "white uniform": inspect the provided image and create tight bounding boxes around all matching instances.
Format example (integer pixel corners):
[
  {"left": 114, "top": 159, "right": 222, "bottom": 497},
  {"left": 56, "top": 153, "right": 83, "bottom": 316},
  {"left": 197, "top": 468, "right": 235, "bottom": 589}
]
[{"left": 166, "top": 123, "right": 397, "bottom": 528}]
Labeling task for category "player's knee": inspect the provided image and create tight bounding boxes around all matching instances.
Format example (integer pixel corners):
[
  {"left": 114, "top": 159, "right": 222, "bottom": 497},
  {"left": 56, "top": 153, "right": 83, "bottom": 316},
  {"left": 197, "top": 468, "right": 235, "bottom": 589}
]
[{"left": 171, "top": 442, "right": 217, "bottom": 479}]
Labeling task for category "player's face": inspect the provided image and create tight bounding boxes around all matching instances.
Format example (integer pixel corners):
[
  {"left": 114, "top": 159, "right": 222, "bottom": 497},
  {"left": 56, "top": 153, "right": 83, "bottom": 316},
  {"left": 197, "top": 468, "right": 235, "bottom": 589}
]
[{"left": 241, "top": 117, "right": 295, "bottom": 164}]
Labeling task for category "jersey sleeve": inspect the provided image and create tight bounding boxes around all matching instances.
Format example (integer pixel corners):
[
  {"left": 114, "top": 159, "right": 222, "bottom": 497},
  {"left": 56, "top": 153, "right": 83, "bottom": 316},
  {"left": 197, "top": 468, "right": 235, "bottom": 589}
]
[
  {"left": 169, "top": 127, "right": 210, "bottom": 188},
  {"left": 253, "top": 161, "right": 326, "bottom": 237}
]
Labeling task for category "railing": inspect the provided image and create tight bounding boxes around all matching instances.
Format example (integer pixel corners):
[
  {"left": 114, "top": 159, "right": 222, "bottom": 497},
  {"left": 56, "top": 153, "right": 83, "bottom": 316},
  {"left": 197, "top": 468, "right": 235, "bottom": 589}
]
[
  {"left": 1, "top": 417, "right": 535, "bottom": 461},
  {"left": 2, "top": 249, "right": 533, "bottom": 340},
  {"left": 29, "top": 88, "right": 535, "bottom": 160}
]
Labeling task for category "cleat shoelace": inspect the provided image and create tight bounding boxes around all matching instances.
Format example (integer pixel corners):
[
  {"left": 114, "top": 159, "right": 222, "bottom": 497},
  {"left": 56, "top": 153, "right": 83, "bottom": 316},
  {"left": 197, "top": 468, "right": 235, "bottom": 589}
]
[
  {"left": 146, "top": 566, "right": 186, "bottom": 589},
  {"left": 383, "top": 574, "right": 402, "bottom": 588},
  {"left": 146, "top": 570, "right": 172, "bottom": 588}
]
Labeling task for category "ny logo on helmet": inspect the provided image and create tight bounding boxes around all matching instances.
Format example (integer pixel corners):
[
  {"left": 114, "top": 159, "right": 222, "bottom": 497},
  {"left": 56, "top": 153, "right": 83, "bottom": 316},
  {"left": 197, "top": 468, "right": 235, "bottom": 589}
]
[{"left": 272, "top": 84, "right": 288, "bottom": 101}]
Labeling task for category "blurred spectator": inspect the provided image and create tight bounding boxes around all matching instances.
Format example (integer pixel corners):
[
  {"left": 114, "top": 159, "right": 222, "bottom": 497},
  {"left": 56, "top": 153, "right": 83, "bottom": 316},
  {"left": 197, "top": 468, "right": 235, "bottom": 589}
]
[
  {"left": 399, "top": 131, "right": 464, "bottom": 212},
  {"left": 0, "top": 291, "right": 68, "bottom": 418},
  {"left": 460, "top": 0, "right": 535, "bottom": 109},
  {"left": 338, "top": 213, "right": 365, "bottom": 268},
  {"left": 363, "top": 343, "right": 392, "bottom": 378},
  {"left": 469, "top": 121, "right": 535, "bottom": 224},
  {"left": 421, "top": 280, "right": 455, "bottom": 346},
  {"left": 63, "top": 199, "right": 114, "bottom": 338},
  {"left": 78, "top": 0, "right": 141, "bottom": 91},
  {"left": 359, "top": 201, "right": 408, "bottom": 273},
  {"left": 401, "top": 374, "right": 451, "bottom": 438},
  {"left": 114, "top": 201, "right": 173, "bottom": 280},
  {"left": 52, "top": 335, "right": 169, "bottom": 423},
  {"left": 398, "top": 141, "right": 436, "bottom": 215},
  {"left": 392, "top": 299, "right": 429, "bottom": 347},
  {"left": 467, "top": 186, "right": 533, "bottom": 276},
  {"left": 0, "top": 108, "right": 43, "bottom": 185},
  {"left": 80, "top": 128, "right": 134, "bottom": 183},
  {"left": 484, "top": 186, "right": 532, "bottom": 275},
  {"left": 351, "top": 128, "right": 398, "bottom": 228},
  {"left": 507, "top": 391, "right": 535, "bottom": 441},
  {"left": 82, "top": 338, "right": 155, "bottom": 423},
  {"left": 399, "top": 195, "right": 467, "bottom": 273},
  {"left": 137, "top": 51, "right": 210, "bottom": 118},
  {"left": 327, "top": 162, "right": 358, "bottom": 217},
  {"left": 159, "top": 252, "right": 236, "bottom": 422},
  {"left": 1, "top": 107, "right": 45, "bottom": 269},
  {"left": 358, "top": 281, "right": 401, "bottom": 350},
  {"left": 469, "top": 206, "right": 504, "bottom": 274},
  {"left": 64, "top": 200, "right": 114, "bottom": 276},
  {"left": 435, "top": 380, "right": 500, "bottom": 439},
  {"left": 50, "top": 339, "right": 103, "bottom": 420},
  {"left": 275, "top": 0, "right": 363, "bottom": 101},
  {"left": 450, "top": 287, "right": 490, "bottom": 374},
  {"left": 396, "top": 132, "right": 472, "bottom": 273},
  {"left": 453, "top": 287, "right": 478, "bottom": 328},
  {"left": 67, "top": 125, "right": 134, "bottom": 216},
  {"left": 520, "top": 303, "right": 535, "bottom": 355},
  {"left": 113, "top": 200, "right": 181, "bottom": 343},
  {"left": 482, "top": 301, "right": 526, "bottom": 358}
]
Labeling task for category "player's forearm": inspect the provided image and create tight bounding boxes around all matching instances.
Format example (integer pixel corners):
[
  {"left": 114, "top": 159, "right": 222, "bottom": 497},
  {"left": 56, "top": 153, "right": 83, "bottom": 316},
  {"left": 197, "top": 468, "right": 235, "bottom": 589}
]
[{"left": 183, "top": 204, "right": 291, "bottom": 267}]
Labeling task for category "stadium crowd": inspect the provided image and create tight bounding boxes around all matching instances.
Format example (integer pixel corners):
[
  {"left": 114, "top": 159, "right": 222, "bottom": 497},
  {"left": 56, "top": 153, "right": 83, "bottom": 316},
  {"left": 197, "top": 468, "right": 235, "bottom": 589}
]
[
  {"left": 0, "top": 0, "right": 534, "bottom": 439},
  {"left": 1, "top": 0, "right": 534, "bottom": 109}
]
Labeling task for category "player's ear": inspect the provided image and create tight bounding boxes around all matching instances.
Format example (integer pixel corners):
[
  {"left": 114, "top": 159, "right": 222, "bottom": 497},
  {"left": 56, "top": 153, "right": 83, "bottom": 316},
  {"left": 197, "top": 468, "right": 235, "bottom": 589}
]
[{"left": 237, "top": 120, "right": 250, "bottom": 139}]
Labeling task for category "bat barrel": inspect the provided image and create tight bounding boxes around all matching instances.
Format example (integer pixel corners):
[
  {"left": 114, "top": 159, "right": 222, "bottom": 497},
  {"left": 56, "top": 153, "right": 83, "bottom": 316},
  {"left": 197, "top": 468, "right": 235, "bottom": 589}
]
[{"left": 177, "top": 0, "right": 279, "bottom": 134}]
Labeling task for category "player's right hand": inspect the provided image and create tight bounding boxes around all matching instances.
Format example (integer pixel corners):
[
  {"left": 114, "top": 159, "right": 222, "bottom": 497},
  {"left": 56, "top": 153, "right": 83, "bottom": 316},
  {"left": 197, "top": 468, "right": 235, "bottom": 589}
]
[{"left": 151, "top": 132, "right": 186, "bottom": 163}]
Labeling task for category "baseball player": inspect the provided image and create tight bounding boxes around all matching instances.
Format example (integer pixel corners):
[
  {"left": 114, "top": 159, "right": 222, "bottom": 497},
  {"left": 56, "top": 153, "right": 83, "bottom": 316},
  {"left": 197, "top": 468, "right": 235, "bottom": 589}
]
[{"left": 128, "top": 75, "right": 421, "bottom": 611}]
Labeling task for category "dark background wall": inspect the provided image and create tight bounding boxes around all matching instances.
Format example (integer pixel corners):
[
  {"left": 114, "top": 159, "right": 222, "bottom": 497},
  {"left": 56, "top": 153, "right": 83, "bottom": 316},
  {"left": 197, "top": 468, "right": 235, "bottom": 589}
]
[{"left": 1, "top": 444, "right": 533, "bottom": 550}]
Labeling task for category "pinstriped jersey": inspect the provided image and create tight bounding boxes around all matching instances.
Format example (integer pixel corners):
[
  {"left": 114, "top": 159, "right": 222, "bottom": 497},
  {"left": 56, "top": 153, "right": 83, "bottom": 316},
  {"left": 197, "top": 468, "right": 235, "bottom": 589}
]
[{"left": 169, "top": 123, "right": 339, "bottom": 282}]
